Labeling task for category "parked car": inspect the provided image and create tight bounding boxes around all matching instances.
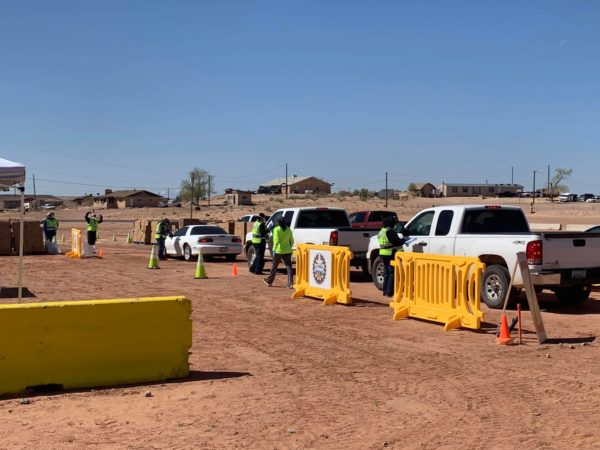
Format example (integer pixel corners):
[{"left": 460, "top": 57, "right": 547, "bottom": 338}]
[
  {"left": 579, "top": 193, "right": 595, "bottom": 202},
  {"left": 585, "top": 196, "right": 600, "bottom": 203},
  {"left": 159, "top": 200, "right": 182, "bottom": 207},
  {"left": 40, "top": 203, "right": 56, "bottom": 210},
  {"left": 558, "top": 193, "right": 578, "bottom": 202},
  {"left": 586, "top": 225, "right": 600, "bottom": 233},
  {"left": 349, "top": 210, "right": 399, "bottom": 229},
  {"left": 165, "top": 225, "right": 242, "bottom": 261}
]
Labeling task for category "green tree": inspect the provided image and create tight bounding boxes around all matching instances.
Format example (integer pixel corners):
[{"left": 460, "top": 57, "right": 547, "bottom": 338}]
[
  {"left": 179, "top": 168, "right": 214, "bottom": 205},
  {"left": 407, "top": 183, "right": 417, "bottom": 194},
  {"left": 547, "top": 168, "right": 572, "bottom": 200}
]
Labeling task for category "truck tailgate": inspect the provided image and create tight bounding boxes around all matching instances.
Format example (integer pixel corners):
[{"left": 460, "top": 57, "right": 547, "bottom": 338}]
[{"left": 541, "top": 232, "right": 600, "bottom": 269}]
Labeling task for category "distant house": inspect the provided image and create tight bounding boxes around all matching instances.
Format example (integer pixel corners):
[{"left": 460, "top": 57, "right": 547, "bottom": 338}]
[
  {"left": 412, "top": 183, "right": 439, "bottom": 198},
  {"left": 71, "top": 194, "right": 94, "bottom": 207},
  {"left": 224, "top": 190, "right": 253, "bottom": 206},
  {"left": 438, "top": 183, "right": 524, "bottom": 198},
  {"left": 93, "top": 189, "right": 163, "bottom": 209},
  {"left": 261, "top": 175, "right": 332, "bottom": 195},
  {"left": 0, "top": 194, "right": 63, "bottom": 209}
]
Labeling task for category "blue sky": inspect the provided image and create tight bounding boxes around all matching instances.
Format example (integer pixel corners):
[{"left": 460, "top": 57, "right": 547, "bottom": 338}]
[{"left": 1, "top": 1, "right": 599, "bottom": 196}]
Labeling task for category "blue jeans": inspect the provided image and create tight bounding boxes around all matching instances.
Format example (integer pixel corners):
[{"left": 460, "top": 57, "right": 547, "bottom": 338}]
[
  {"left": 157, "top": 237, "right": 166, "bottom": 259},
  {"left": 250, "top": 241, "right": 266, "bottom": 273},
  {"left": 381, "top": 254, "right": 394, "bottom": 297}
]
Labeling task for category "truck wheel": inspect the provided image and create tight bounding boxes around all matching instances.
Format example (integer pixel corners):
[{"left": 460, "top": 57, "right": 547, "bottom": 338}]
[
  {"left": 553, "top": 285, "right": 591, "bottom": 304},
  {"left": 372, "top": 257, "right": 384, "bottom": 291},
  {"left": 481, "top": 265, "right": 510, "bottom": 309},
  {"left": 245, "top": 245, "right": 256, "bottom": 269}
]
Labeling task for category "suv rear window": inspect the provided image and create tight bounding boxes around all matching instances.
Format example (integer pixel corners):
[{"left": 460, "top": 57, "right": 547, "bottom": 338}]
[
  {"left": 296, "top": 210, "right": 351, "bottom": 228},
  {"left": 461, "top": 209, "right": 529, "bottom": 234}
]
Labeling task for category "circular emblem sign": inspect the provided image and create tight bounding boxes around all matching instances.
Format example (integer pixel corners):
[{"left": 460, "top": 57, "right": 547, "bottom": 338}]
[{"left": 312, "top": 252, "right": 327, "bottom": 285}]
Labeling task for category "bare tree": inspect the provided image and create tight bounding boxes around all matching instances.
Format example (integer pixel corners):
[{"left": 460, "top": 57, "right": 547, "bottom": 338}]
[{"left": 547, "top": 168, "right": 572, "bottom": 201}]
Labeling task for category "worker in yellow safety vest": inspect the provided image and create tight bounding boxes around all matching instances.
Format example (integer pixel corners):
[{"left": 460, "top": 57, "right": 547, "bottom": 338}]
[
  {"left": 377, "top": 215, "right": 408, "bottom": 298},
  {"left": 85, "top": 211, "right": 103, "bottom": 246},
  {"left": 40, "top": 212, "right": 59, "bottom": 242},
  {"left": 249, "top": 213, "right": 268, "bottom": 274},
  {"left": 155, "top": 218, "right": 172, "bottom": 260}
]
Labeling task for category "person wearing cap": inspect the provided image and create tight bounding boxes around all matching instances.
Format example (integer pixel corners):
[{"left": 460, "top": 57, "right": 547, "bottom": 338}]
[
  {"left": 85, "top": 211, "right": 103, "bottom": 246},
  {"left": 249, "top": 213, "right": 268, "bottom": 274},
  {"left": 40, "top": 211, "right": 59, "bottom": 243},
  {"left": 155, "top": 218, "right": 173, "bottom": 260},
  {"left": 377, "top": 215, "right": 408, "bottom": 298},
  {"left": 264, "top": 217, "right": 294, "bottom": 288}
]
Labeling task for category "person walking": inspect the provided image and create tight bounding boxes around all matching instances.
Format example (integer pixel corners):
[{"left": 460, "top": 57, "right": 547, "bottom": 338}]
[
  {"left": 85, "top": 211, "right": 103, "bottom": 246},
  {"left": 264, "top": 217, "right": 294, "bottom": 288},
  {"left": 155, "top": 218, "right": 172, "bottom": 260},
  {"left": 377, "top": 215, "right": 408, "bottom": 298},
  {"left": 249, "top": 213, "right": 268, "bottom": 274},
  {"left": 40, "top": 211, "right": 59, "bottom": 243}
]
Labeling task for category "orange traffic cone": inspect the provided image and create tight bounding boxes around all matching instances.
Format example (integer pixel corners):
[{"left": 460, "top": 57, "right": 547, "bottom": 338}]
[
  {"left": 232, "top": 263, "right": 238, "bottom": 276},
  {"left": 497, "top": 314, "right": 514, "bottom": 345}
]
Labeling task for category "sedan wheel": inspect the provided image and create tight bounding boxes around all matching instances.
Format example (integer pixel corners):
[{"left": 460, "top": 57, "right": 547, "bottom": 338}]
[{"left": 183, "top": 244, "right": 195, "bottom": 262}]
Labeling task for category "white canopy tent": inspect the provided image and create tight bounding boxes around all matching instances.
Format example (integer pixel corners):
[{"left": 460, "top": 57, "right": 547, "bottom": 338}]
[{"left": 0, "top": 158, "right": 26, "bottom": 302}]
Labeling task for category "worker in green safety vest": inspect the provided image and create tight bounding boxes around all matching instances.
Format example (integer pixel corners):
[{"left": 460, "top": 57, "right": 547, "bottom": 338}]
[
  {"left": 85, "top": 211, "right": 103, "bottom": 246},
  {"left": 249, "top": 213, "right": 268, "bottom": 274},
  {"left": 377, "top": 215, "right": 408, "bottom": 298},
  {"left": 264, "top": 217, "right": 294, "bottom": 288},
  {"left": 40, "top": 212, "right": 59, "bottom": 242}
]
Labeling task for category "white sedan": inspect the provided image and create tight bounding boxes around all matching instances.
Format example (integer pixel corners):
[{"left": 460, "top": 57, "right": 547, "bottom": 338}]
[{"left": 165, "top": 225, "right": 242, "bottom": 261}]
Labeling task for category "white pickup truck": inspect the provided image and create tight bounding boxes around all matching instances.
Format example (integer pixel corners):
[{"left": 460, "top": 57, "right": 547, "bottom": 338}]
[
  {"left": 244, "top": 207, "right": 378, "bottom": 273},
  {"left": 367, "top": 204, "right": 600, "bottom": 308}
]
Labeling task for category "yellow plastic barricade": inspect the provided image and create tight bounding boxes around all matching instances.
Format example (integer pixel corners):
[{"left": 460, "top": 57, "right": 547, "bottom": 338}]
[
  {"left": 0, "top": 296, "right": 192, "bottom": 396},
  {"left": 389, "top": 252, "right": 485, "bottom": 331},
  {"left": 65, "top": 228, "right": 81, "bottom": 258},
  {"left": 292, "top": 244, "right": 352, "bottom": 305}
]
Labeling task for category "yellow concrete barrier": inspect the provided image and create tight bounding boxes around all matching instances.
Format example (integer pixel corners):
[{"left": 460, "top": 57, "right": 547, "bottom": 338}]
[
  {"left": 0, "top": 296, "right": 192, "bottom": 396},
  {"left": 292, "top": 244, "right": 352, "bottom": 305},
  {"left": 389, "top": 253, "right": 485, "bottom": 331}
]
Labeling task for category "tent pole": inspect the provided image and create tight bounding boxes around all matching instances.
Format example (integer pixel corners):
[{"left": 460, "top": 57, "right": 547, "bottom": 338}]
[{"left": 18, "top": 186, "right": 25, "bottom": 303}]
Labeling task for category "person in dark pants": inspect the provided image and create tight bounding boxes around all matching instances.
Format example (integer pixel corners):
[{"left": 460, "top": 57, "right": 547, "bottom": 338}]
[
  {"left": 85, "top": 211, "right": 103, "bottom": 246},
  {"left": 264, "top": 217, "right": 294, "bottom": 288},
  {"left": 40, "top": 212, "right": 59, "bottom": 242},
  {"left": 249, "top": 213, "right": 268, "bottom": 274},
  {"left": 377, "top": 216, "right": 408, "bottom": 298},
  {"left": 155, "top": 218, "right": 172, "bottom": 260}
]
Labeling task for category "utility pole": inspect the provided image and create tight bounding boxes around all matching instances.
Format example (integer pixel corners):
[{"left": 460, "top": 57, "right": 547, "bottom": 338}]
[
  {"left": 531, "top": 170, "right": 536, "bottom": 213},
  {"left": 167, "top": 188, "right": 170, "bottom": 201},
  {"left": 511, "top": 166, "right": 514, "bottom": 185},
  {"left": 33, "top": 173, "right": 37, "bottom": 207},
  {"left": 190, "top": 172, "right": 194, "bottom": 219},
  {"left": 547, "top": 164, "right": 550, "bottom": 197},
  {"left": 208, "top": 176, "right": 212, "bottom": 206},
  {"left": 385, "top": 172, "right": 388, "bottom": 208},
  {"left": 285, "top": 163, "right": 288, "bottom": 199}
]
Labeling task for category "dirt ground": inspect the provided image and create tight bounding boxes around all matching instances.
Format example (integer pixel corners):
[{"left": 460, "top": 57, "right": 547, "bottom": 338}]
[{"left": 2, "top": 196, "right": 600, "bottom": 449}]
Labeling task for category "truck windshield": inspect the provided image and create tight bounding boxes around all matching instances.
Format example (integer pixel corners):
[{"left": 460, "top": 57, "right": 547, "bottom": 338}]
[
  {"left": 296, "top": 210, "right": 351, "bottom": 228},
  {"left": 461, "top": 209, "right": 529, "bottom": 234}
]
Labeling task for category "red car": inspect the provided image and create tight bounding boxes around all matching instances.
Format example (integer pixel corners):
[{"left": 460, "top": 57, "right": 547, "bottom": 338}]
[{"left": 348, "top": 210, "right": 399, "bottom": 229}]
